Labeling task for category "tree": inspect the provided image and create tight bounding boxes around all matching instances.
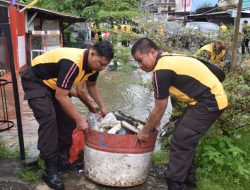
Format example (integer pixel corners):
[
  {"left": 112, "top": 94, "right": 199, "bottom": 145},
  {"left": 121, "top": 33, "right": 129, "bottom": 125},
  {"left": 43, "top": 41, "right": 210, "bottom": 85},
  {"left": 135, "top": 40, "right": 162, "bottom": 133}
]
[
  {"left": 82, "top": 0, "right": 140, "bottom": 25},
  {"left": 24, "top": 0, "right": 141, "bottom": 25}
]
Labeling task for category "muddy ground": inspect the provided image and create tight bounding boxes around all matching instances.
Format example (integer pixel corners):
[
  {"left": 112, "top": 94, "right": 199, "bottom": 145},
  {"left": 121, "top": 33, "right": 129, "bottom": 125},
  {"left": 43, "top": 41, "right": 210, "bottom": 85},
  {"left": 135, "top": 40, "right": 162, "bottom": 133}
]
[{"left": 0, "top": 158, "right": 167, "bottom": 190}]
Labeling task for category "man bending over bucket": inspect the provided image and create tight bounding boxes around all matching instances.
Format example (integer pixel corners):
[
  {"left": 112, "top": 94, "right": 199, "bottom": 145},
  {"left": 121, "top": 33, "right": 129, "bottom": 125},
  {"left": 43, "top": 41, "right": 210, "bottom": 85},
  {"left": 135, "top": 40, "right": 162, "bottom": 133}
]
[
  {"left": 131, "top": 37, "right": 228, "bottom": 190},
  {"left": 21, "top": 41, "right": 114, "bottom": 190}
]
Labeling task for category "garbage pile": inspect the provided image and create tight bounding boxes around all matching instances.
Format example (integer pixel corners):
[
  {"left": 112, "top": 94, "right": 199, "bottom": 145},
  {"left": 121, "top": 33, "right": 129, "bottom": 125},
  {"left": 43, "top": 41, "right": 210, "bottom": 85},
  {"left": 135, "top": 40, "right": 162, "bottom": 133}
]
[{"left": 87, "top": 111, "right": 145, "bottom": 135}]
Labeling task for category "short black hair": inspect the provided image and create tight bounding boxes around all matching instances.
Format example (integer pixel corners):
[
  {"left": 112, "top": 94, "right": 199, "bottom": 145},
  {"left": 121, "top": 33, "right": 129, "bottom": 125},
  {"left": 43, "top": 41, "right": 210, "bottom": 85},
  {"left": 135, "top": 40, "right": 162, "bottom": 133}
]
[
  {"left": 131, "top": 37, "right": 159, "bottom": 56},
  {"left": 244, "top": 20, "right": 248, "bottom": 24},
  {"left": 81, "top": 42, "right": 93, "bottom": 49},
  {"left": 93, "top": 40, "right": 114, "bottom": 60}
]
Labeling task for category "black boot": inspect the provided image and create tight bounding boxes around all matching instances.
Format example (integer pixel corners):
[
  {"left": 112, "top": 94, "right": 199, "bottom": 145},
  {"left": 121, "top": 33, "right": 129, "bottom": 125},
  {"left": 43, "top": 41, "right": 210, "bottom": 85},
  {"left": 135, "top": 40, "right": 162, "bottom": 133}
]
[
  {"left": 185, "top": 173, "right": 197, "bottom": 188},
  {"left": 167, "top": 179, "right": 186, "bottom": 190},
  {"left": 57, "top": 148, "right": 83, "bottom": 170},
  {"left": 185, "top": 160, "right": 197, "bottom": 188},
  {"left": 43, "top": 155, "right": 64, "bottom": 190}
]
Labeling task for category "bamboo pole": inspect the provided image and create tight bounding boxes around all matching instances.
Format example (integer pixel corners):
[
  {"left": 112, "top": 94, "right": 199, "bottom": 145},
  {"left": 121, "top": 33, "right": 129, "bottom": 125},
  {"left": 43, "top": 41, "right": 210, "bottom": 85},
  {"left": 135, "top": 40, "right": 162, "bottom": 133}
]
[{"left": 231, "top": 0, "right": 243, "bottom": 70}]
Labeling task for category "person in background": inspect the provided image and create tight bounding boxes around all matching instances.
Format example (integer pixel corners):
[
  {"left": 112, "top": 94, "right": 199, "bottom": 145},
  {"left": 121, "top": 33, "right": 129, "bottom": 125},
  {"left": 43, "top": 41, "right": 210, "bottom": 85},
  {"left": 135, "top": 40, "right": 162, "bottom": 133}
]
[
  {"left": 131, "top": 37, "right": 228, "bottom": 190},
  {"left": 241, "top": 20, "right": 250, "bottom": 54},
  {"left": 121, "top": 25, "right": 129, "bottom": 47},
  {"left": 21, "top": 41, "right": 114, "bottom": 190},
  {"left": 220, "top": 21, "right": 227, "bottom": 33},
  {"left": 193, "top": 41, "right": 226, "bottom": 67}
]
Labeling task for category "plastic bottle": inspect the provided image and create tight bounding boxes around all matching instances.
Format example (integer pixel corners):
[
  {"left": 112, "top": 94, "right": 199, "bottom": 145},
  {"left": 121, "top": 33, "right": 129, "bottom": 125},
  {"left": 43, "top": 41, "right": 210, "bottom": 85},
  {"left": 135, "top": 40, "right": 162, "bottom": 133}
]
[
  {"left": 87, "top": 112, "right": 100, "bottom": 131},
  {"left": 117, "top": 128, "right": 128, "bottom": 135}
]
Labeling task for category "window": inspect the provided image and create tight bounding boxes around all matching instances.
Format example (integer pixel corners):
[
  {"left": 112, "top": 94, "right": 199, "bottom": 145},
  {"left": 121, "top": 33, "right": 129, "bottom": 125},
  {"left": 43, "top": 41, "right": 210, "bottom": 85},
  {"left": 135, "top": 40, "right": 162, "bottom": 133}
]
[{"left": 0, "top": 6, "right": 8, "bottom": 24}]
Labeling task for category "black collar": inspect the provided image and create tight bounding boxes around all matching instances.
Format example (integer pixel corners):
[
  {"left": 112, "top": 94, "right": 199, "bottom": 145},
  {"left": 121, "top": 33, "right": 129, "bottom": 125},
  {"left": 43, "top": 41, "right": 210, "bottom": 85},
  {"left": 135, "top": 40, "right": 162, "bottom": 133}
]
[
  {"left": 82, "top": 49, "right": 92, "bottom": 73},
  {"left": 155, "top": 50, "right": 163, "bottom": 64}
]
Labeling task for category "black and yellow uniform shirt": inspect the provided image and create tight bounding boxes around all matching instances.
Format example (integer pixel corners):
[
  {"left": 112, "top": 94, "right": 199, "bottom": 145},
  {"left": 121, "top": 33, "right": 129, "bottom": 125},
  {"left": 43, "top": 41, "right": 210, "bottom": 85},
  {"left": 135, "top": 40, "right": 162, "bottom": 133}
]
[
  {"left": 152, "top": 53, "right": 228, "bottom": 111},
  {"left": 193, "top": 43, "right": 225, "bottom": 64},
  {"left": 31, "top": 48, "right": 99, "bottom": 90}
]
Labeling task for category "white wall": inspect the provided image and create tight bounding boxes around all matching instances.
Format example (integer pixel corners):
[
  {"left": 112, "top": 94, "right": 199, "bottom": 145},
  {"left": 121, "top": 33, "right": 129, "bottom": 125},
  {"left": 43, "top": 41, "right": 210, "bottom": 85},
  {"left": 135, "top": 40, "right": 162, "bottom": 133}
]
[{"left": 175, "top": 0, "right": 191, "bottom": 12}]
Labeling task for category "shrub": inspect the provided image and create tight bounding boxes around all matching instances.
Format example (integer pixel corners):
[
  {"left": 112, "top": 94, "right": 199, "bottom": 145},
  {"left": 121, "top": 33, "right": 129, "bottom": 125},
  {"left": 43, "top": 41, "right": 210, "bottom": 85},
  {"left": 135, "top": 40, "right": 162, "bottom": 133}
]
[
  {"left": 214, "top": 68, "right": 250, "bottom": 136},
  {"left": 196, "top": 134, "right": 250, "bottom": 186}
]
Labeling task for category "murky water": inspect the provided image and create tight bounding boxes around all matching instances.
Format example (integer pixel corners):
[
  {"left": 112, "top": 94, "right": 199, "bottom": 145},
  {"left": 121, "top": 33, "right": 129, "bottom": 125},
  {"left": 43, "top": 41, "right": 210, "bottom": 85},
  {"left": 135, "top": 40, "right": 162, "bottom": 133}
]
[{"left": 0, "top": 70, "right": 170, "bottom": 189}]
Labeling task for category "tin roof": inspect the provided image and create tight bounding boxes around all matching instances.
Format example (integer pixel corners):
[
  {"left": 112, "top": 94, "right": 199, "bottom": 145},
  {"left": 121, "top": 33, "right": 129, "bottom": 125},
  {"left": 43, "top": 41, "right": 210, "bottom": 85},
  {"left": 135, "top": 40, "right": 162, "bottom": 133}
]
[
  {"left": 0, "top": 0, "right": 85, "bottom": 22},
  {"left": 187, "top": 10, "right": 250, "bottom": 19}
]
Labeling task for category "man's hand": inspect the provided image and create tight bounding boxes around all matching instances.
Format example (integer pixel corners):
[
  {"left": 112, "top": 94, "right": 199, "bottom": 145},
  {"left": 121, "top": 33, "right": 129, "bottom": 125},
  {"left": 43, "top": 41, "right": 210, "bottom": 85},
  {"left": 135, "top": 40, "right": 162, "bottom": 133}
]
[
  {"left": 137, "top": 98, "right": 168, "bottom": 141},
  {"left": 137, "top": 129, "right": 151, "bottom": 141},
  {"left": 99, "top": 107, "right": 109, "bottom": 116},
  {"left": 76, "top": 117, "right": 89, "bottom": 131}
]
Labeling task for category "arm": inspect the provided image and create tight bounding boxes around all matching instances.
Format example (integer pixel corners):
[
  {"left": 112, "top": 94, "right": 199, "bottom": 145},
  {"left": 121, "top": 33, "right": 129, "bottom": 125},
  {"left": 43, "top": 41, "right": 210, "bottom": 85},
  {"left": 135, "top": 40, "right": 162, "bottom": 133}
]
[
  {"left": 55, "top": 60, "right": 88, "bottom": 130},
  {"left": 86, "top": 80, "right": 108, "bottom": 115},
  {"left": 55, "top": 86, "right": 88, "bottom": 130},
  {"left": 76, "top": 80, "right": 97, "bottom": 113},
  {"left": 137, "top": 69, "right": 175, "bottom": 141},
  {"left": 69, "top": 88, "right": 77, "bottom": 97},
  {"left": 137, "top": 98, "right": 168, "bottom": 141}
]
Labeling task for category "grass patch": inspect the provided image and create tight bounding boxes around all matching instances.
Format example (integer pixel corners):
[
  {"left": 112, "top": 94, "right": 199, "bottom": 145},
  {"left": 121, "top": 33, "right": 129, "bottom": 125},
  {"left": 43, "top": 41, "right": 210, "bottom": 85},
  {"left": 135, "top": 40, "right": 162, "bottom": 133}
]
[
  {"left": 196, "top": 177, "right": 227, "bottom": 190},
  {"left": 0, "top": 141, "right": 19, "bottom": 159},
  {"left": 18, "top": 170, "right": 41, "bottom": 182},
  {"left": 197, "top": 168, "right": 248, "bottom": 190},
  {"left": 18, "top": 159, "right": 44, "bottom": 182},
  {"left": 0, "top": 140, "right": 42, "bottom": 182},
  {"left": 152, "top": 150, "right": 168, "bottom": 166}
]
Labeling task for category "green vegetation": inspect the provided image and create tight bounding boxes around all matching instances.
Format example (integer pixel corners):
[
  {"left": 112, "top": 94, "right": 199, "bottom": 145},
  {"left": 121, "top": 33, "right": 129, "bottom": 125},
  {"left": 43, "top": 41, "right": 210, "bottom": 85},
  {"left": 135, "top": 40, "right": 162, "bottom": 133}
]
[
  {"left": 11, "top": 2, "right": 250, "bottom": 189},
  {"left": 81, "top": 0, "right": 140, "bottom": 24},
  {"left": 0, "top": 139, "right": 44, "bottom": 182},
  {"left": 152, "top": 150, "right": 168, "bottom": 166},
  {"left": 117, "top": 64, "right": 137, "bottom": 73},
  {"left": 18, "top": 159, "right": 44, "bottom": 182},
  {"left": 196, "top": 131, "right": 250, "bottom": 190},
  {"left": 31, "top": 0, "right": 141, "bottom": 25},
  {"left": 113, "top": 45, "right": 133, "bottom": 65},
  {"left": 0, "top": 141, "right": 19, "bottom": 159}
]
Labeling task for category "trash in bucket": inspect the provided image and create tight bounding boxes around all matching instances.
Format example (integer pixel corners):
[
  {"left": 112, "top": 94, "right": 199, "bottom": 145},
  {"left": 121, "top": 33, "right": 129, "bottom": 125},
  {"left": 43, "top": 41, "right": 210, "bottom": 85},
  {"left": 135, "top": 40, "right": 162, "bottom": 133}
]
[
  {"left": 86, "top": 111, "right": 145, "bottom": 135},
  {"left": 84, "top": 111, "right": 157, "bottom": 187}
]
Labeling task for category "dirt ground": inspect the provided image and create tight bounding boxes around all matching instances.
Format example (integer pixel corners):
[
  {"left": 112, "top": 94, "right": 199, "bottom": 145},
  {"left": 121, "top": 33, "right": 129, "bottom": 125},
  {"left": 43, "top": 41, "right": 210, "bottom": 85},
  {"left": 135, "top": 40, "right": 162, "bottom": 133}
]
[{"left": 0, "top": 158, "right": 167, "bottom": 190}]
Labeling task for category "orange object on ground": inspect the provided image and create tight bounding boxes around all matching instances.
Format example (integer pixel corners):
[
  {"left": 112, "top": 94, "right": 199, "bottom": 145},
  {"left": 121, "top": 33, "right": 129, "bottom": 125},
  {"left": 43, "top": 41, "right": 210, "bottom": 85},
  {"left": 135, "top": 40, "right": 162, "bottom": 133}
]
[{"left": 69, "top": 128, "right": 85, "bottom": 164}]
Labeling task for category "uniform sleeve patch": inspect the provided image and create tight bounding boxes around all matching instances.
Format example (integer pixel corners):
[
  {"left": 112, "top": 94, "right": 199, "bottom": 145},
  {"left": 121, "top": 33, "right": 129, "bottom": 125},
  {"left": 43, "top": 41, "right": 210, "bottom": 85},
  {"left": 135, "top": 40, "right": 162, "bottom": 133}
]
[
  {"left": 153, "top": 70, "right": 176, "bottom": 99},
  {"left": 57, "top": 59, "right": 79, "bottom": 89}
]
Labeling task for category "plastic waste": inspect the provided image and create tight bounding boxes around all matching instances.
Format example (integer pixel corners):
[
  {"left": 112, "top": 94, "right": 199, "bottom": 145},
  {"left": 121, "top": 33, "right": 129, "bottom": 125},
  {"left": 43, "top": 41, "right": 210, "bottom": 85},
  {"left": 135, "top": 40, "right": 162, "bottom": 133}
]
[
  {"left": 100, "top": 112, "right": 119, "bottom": 128},
  {"left": 117, "top": 128, "right": 128, "bottom": 135},
  {"left": 137, "top": 124, "right": 144, "bottom": 130},
  {"left": 69, "top": 128, "right": 85, "bottom": 164},
  {"left": 87, "top": 112, "right": 100, "bottom": 130},
  {"left": 121, "top": 121, "right": 140, "bottom": 133},
  {"left": 107, "top": 122, "right": 121, "bottom": 134}
]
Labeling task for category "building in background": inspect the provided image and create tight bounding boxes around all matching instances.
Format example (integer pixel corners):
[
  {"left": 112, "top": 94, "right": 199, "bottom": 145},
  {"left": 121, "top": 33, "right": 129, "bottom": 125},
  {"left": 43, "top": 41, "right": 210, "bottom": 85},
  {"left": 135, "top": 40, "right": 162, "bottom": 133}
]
[
  {"left": 142, "top": 0, "right": 175, "bottom": 21},
  {"left": 142, "top": 0, "right": 221, "bottom": 20},
  {"left": 0, "top": 0, "right": 84, "bottom": 78}
]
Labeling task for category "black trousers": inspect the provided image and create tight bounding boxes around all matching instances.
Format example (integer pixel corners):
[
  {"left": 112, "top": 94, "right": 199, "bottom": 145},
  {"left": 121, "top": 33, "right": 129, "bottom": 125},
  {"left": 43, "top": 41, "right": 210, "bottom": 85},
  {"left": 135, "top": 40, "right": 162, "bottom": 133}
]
[
  {"left": 165, "top": 104, "right": 223, "bottom": 183},
  {"left": 242, "top": 39, "right": 249, "bottom": 54},
  {"left": 21, "top": 67, "right": 76, "bottom": 159}
]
